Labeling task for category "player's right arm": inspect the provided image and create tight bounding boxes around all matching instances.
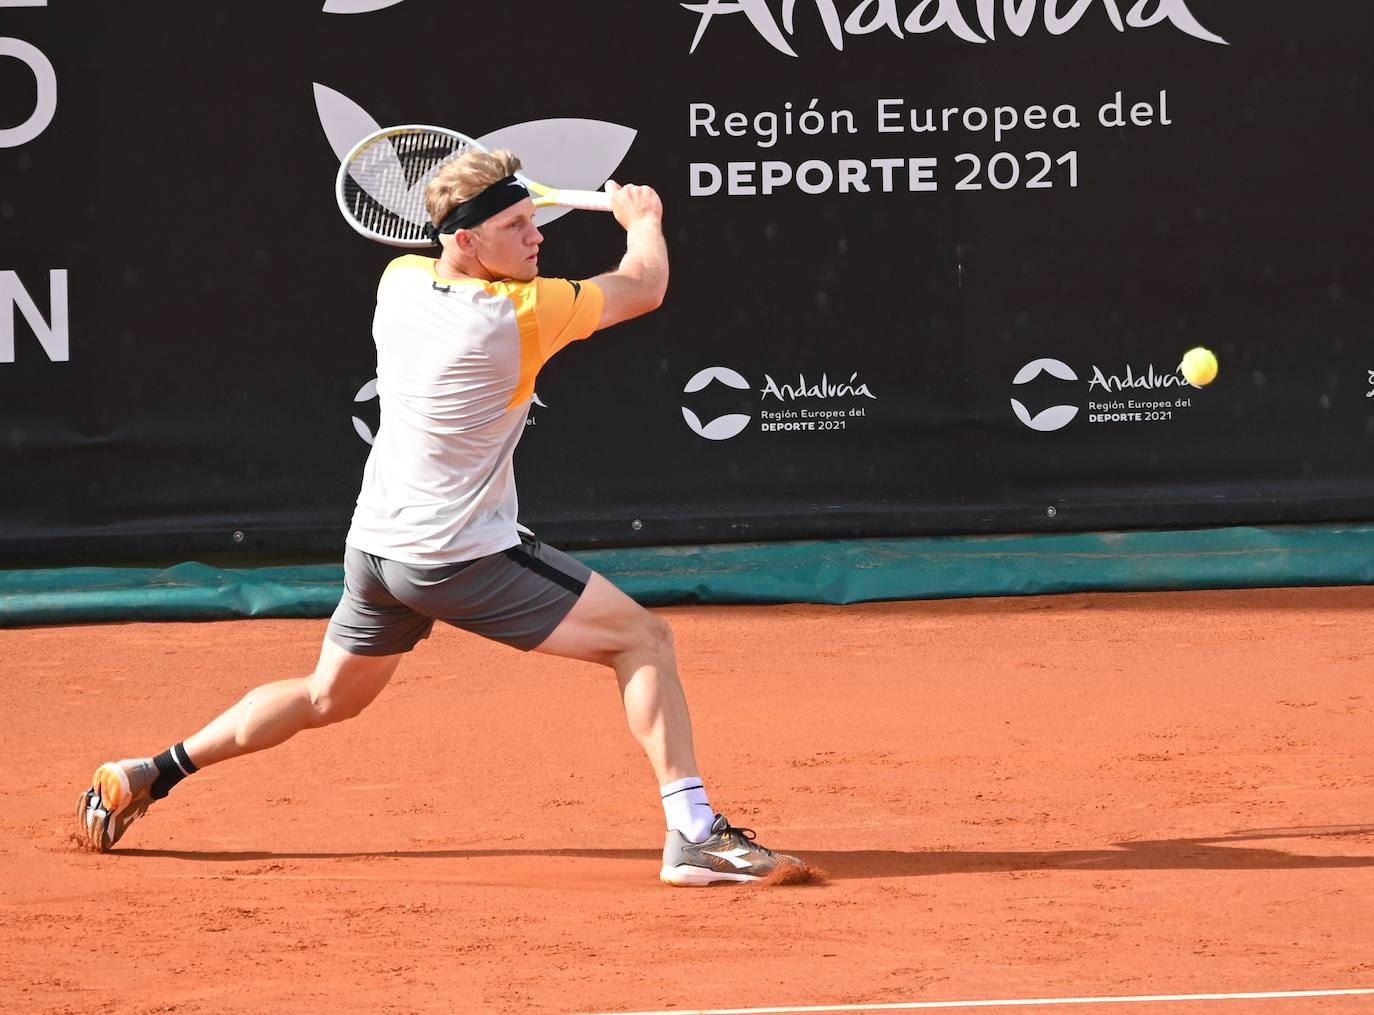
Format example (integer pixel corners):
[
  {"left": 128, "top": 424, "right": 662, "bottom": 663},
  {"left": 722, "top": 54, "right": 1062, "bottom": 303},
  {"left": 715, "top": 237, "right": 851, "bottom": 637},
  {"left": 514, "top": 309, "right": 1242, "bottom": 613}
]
[{"left": 590, "top": 182, "right": 669, "bottom": 330}]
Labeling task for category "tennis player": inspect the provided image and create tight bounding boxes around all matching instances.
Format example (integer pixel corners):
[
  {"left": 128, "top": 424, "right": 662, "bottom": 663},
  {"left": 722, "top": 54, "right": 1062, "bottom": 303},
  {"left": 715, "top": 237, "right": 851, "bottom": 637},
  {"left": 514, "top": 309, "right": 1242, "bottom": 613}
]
[{"left": 77, "top": 149, "right": 802, "bottom": 886}]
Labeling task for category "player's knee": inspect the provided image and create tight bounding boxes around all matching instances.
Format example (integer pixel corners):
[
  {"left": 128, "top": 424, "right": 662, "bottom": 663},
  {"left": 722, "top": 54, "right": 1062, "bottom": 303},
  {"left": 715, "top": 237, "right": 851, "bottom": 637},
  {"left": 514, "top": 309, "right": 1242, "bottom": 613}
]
[
  {"left": 593, "top": 608, "right": 676, "bottom": 672},
  {"left": 638, "top": 611, "right": 676, "bottom": 665},
  {"left": 306, "top": 679, "right": 366, "bottom": 726}
]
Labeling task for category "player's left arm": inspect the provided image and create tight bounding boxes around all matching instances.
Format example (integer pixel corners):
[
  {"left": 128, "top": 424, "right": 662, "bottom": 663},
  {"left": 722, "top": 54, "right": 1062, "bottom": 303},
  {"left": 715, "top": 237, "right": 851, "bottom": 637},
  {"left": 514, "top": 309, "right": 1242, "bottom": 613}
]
[
  {"left": 523, "top": 184, "right": 667, "bottom": 367},
  {"left": 589, "top": 182, "right": 669, "bottom": 330}
]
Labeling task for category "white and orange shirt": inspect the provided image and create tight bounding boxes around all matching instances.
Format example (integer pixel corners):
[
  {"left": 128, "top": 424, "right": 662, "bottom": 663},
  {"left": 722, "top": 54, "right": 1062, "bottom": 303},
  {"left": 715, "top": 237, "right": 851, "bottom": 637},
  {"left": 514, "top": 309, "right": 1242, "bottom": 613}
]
[{"left": 346, "top": 255, "right": 603, "bottom": 564}]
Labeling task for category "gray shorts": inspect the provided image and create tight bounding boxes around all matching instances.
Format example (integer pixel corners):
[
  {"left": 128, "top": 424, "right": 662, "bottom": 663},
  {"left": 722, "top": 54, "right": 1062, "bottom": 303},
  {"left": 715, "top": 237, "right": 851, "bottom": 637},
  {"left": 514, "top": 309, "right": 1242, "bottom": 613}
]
[{"left": 326, "top": 533, "right": 592, "bottom": 655}]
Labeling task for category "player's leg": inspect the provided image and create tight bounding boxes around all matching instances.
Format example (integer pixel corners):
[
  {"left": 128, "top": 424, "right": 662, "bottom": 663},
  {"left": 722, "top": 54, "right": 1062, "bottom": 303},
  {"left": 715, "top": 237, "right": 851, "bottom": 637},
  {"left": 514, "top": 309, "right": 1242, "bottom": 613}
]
[
  {"left": 399, "top": 533, "right": 715, "bottom": 844},
  {"left": 77, "top": 547, "right": 428, "bottom": 852},
  {"left": 76, "top": 640, "right": 404, "bottom": 852},
  {"left": 533, "top": 567, "right": 804, "bottom": 886},
  {"left": 181, "top": 638, "right": 401, "bottom": 766},
  {"left": 534, "top": 572, "right": 698, "bottom": 785}
]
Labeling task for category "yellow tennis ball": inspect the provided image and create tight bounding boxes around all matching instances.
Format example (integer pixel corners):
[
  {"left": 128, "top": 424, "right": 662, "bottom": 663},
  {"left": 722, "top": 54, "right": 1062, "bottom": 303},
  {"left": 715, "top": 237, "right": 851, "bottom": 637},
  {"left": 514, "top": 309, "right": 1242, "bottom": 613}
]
[{"left": 1179, "top": 346, "right": 1218, "bottom": 387}]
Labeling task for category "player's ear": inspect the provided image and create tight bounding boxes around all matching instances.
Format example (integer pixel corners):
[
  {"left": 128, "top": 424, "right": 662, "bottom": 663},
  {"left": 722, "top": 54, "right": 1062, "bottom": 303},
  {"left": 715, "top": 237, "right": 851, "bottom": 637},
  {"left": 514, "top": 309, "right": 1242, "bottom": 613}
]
[{"left": 453, "top": 228, "right": 479, "bottom": 255}]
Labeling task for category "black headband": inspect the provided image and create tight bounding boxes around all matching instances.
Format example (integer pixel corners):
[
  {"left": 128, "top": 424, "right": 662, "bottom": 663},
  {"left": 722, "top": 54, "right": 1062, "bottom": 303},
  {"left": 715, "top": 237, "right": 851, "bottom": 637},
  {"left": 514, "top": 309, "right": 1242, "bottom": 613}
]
[{"left": 424, "top": 176, "right": 530, "bottom": 244}]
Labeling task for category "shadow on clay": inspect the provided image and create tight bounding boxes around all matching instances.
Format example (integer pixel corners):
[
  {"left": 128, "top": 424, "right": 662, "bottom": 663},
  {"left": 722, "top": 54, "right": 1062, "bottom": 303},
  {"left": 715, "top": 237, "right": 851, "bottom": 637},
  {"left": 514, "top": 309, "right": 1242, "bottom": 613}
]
[{"left": 116, "top": 825, "right": 1374, "bottom": 879}]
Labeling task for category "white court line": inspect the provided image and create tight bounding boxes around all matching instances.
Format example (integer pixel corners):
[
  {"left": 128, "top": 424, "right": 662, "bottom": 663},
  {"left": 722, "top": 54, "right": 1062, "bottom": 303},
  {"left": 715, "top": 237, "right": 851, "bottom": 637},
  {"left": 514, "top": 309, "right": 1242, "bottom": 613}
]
[{"left": 577, "top": 987, "right": 1374, "bottom": 1015}]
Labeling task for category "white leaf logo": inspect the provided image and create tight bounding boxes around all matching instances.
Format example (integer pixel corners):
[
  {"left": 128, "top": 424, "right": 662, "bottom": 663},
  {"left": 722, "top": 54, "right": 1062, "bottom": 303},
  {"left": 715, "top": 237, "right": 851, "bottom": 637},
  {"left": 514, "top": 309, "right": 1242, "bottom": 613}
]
[
  {"left": 1010, "top": 399, "right": 1080, "bottom": 433},
  {"left": 314, "top": 82, "right": 383, "bottom": 163},
  {"left": 1012, "top": 358, "right": 1078, "bottom": 385},
  {"left": 322, "top": 0, "right": 408, "bottom": 13},
  {"left": 682, "top": 407, "right": 752, "bottom": 442},
  {"left": 683, "top": 366, "right": 751, "bottom": 393},
  {"left": 352, "top": 377, "right": 378, "bottom": 445},
  {"left": 315, "top": 84, "right": 423, "bottom": 221}
]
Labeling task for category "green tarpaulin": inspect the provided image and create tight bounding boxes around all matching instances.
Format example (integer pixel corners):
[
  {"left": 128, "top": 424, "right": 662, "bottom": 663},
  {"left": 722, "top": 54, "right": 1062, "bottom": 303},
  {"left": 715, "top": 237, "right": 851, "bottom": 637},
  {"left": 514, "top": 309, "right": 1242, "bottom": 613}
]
[{"left": 3, "top": 524, "right": 1373, "bottom": 627}]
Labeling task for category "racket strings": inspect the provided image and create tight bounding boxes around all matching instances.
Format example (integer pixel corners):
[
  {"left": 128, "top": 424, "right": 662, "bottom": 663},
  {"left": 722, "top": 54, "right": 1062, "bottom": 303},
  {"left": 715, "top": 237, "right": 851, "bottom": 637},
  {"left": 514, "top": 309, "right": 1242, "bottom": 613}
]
[{"left": 342, "top": 130, "right": 470, "bottom": 243}]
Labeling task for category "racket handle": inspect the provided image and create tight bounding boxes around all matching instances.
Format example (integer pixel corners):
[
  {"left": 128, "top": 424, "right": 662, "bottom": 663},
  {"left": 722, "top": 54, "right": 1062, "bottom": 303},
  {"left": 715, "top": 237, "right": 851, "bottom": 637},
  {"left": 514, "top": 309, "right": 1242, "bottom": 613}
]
[{"left": 552, "top": 189, "right": 614, "bottom": 213}]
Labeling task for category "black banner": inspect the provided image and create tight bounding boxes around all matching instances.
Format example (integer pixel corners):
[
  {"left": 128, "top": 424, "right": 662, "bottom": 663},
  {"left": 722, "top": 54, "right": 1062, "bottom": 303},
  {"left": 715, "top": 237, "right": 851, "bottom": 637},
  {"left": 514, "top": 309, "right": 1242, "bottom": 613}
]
[{"left": 2, "top": 2, "right": 1371, "bottom": 561}]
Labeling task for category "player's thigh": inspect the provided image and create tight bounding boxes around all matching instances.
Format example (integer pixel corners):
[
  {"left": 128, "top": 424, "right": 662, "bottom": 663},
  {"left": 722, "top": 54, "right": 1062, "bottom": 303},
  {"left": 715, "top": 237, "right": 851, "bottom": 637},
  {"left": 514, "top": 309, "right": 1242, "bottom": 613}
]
[
  {"left": 307, "top": 636, "right": 403, "bottom": 717},
  {"left": 533, "top": 571, "right": 670, "bottom": 665}
]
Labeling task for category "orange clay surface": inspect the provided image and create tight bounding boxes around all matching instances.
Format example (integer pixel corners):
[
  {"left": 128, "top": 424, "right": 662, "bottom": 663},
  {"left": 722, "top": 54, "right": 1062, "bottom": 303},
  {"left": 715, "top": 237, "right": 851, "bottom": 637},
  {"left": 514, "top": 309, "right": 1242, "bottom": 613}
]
[{"left": 4, "top": 587, "right": 1373, "bottom": 1015}]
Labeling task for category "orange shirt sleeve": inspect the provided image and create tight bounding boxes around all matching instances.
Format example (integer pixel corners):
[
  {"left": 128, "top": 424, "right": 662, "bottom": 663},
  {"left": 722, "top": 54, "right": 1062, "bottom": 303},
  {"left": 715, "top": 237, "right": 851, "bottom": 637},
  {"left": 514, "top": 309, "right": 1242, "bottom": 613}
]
[
  {"left": 498, "top": 277, "right": 604, "bottom": 409},
  {"left": 532, "top": 277, "right": 604, "bottom": 362}
]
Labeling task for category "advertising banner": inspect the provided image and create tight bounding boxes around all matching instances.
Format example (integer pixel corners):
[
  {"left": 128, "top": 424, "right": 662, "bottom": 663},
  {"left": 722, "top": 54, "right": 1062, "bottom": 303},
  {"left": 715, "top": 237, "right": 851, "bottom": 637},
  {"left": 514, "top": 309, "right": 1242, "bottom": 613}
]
[{"left": 2, "top": 2, "right": 1371, "bottom": 559}]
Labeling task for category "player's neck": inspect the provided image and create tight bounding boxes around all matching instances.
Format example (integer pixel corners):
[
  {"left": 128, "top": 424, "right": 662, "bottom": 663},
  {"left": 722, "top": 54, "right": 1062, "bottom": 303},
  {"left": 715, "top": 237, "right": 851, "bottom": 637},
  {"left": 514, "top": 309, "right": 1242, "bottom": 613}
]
[{"left": 433, "top": 251, "right": 492, "bottom": 283}]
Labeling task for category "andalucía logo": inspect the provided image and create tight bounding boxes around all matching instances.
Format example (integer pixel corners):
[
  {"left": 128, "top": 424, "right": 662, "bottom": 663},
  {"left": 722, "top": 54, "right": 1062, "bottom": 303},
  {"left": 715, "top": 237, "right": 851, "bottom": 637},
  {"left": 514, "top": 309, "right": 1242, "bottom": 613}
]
[
  {"left": 682, "top": 366, "right": 753, "bottom": 440},
  {"left": 1011, "top": 355, "right": 1207, "bottom": 432},
  {"left": 682, "top": 365, "right": 877, "bottom": 440},
  {"left": 761, "top": 372, "right": 876, "bottom": 400},
  {"left": 682, "top": 0, "right": 1228, "bottom": 57},
  {"left": 1010, "top": 358, "right": 1079, "bottom": 432}
]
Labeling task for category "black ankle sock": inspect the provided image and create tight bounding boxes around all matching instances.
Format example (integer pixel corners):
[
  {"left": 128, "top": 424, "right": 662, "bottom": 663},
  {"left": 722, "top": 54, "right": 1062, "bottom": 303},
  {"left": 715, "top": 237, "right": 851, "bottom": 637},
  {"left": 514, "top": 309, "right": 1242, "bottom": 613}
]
[{"left": 150, "top": 742, "right": 198, "bottom": 800}]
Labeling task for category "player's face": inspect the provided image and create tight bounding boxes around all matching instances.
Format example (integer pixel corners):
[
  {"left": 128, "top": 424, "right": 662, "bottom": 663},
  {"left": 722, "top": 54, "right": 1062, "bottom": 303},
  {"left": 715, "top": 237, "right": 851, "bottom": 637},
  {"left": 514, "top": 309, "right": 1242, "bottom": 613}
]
[{"left": 473, "top": 199, "right": 543, "bottom": 281}]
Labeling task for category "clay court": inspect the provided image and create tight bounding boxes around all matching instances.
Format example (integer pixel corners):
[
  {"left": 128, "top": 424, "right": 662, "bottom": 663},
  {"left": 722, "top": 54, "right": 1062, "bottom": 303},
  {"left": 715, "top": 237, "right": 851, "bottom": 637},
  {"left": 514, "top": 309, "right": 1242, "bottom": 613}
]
[{"left": 5, "top": 586, "right": 1371, "bottom": 1014}]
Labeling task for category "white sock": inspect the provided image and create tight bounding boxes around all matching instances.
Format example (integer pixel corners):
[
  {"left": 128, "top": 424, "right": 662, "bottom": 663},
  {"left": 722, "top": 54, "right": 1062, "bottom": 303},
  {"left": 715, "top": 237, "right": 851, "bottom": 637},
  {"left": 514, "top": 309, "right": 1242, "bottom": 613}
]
[{"left": 660, "top": 777, "right": 717, "bottom": 843}]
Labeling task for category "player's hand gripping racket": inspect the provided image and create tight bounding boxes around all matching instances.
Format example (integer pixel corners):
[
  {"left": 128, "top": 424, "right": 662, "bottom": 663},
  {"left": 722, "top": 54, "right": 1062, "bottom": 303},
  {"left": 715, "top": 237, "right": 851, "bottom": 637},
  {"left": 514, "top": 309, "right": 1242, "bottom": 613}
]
[{"left": 335, "top": 124, "right": 614, "bottom": 247}]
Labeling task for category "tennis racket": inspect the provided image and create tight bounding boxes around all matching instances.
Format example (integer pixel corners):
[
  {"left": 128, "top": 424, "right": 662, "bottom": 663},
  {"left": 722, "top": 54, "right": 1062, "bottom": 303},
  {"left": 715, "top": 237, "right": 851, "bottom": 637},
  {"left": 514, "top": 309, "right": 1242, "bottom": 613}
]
[{"left": 335, "top": 124, "right": 614, "bottom": 247}]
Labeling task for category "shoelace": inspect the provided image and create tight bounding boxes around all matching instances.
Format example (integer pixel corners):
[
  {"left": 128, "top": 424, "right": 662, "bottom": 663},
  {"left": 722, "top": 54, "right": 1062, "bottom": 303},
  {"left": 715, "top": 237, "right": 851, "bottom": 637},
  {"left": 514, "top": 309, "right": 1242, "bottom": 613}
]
[{"left": 721, "top": 822, "right": 777, "bottom": 858}]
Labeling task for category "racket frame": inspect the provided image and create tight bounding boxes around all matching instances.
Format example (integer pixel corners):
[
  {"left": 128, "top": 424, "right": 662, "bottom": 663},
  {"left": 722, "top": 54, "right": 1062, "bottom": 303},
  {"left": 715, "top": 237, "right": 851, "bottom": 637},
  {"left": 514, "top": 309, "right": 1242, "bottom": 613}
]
[{"left": 335, "top": 123, "right": 612, "bottom": 248}]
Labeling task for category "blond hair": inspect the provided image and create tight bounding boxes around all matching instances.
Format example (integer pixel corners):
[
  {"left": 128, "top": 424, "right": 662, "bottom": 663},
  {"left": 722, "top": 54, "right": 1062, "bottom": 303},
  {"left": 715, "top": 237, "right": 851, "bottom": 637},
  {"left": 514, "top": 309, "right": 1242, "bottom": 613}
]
[{"left": 425, "top": 149, "right": 523, "bottom": 227}]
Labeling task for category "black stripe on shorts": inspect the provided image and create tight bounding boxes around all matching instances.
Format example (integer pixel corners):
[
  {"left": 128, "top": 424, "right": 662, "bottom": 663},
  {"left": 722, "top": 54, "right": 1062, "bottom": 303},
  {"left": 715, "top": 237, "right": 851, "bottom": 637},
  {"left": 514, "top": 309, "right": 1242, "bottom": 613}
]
[{"left": 503, "top": 545, "right": 587, "bottom": 596}]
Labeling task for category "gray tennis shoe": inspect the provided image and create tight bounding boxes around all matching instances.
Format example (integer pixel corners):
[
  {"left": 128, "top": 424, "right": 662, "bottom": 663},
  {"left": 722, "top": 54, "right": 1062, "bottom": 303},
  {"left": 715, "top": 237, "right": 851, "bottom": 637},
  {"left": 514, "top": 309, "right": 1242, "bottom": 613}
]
[{"left": 660, "top": 814, "right": 803, "bottom": 886}]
